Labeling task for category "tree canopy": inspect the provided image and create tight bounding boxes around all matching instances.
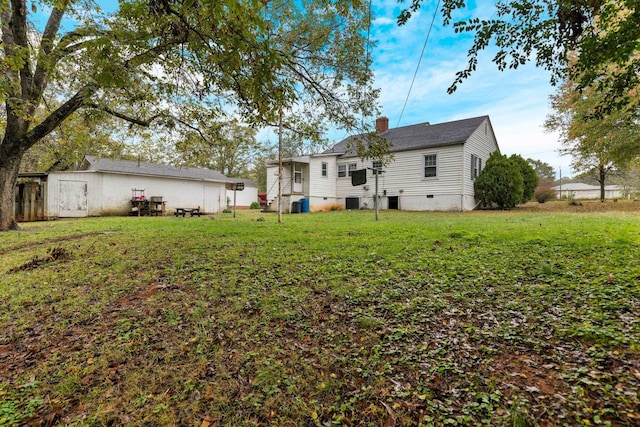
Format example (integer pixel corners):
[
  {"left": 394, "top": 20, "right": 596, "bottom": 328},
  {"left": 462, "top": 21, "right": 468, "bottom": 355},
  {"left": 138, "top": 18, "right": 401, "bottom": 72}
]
[
  {"left": 1, "top": 0, "right": 378, "bottom": 230},
  {"left": 526, "top": 158, "right": 556, "bottom": 186},
  {"left": 545, "top": 75, "right": 640, "bottom": 200}
]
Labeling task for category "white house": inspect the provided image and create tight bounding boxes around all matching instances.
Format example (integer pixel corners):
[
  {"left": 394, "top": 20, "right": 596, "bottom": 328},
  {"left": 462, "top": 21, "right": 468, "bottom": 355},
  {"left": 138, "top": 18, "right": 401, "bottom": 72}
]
[
  {"left": 225, "top": 178, "right": 259, "bottom": 209},
  {"left": 552, "top": 182, "right": 627, "bottom": 200},
  {"left": 266, "top": 116, "right": 500, "bottom": 212},
  {"left": 40, "top": 156, "right": 232, "bottom": 218}
]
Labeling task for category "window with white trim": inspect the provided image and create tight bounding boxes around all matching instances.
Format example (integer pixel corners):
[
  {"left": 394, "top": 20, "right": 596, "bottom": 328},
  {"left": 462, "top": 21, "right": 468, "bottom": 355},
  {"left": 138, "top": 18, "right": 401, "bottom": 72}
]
[
  {"left": 348, "top": 163, "right": 357, "bottom": 177},
  {"left": 372, "top": 160, "right": 382, "bottom": 174},
  {"left": 471, "top": 154, "right": 482, "bottom": 180},
  {"left": 321, "top": 162, "right": 328, "bottom": 177},
  {"left": 423, "top": 154, "right": 437, "bottom": 178},
  {"left": 338, "top": 164, "right": 347, "bottom": 178}
]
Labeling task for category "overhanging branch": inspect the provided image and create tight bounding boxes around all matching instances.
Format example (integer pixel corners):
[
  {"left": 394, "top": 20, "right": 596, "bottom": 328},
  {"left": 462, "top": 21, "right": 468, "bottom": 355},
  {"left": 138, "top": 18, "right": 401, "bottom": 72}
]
[{"left": 86, "top": 103, "right": 164, "bottom": 127}]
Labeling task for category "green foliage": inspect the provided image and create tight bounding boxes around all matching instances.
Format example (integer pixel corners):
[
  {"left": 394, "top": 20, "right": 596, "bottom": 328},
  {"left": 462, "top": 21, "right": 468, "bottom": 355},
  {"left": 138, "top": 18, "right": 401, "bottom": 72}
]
[
  {"left": 474, "top": 152, "right": 524, "bottom": 209},
  {"left": 1, "top": 0, "right": 379, "bottom": 230},
  {"left": 172, "top": 113, "right": 260, "bottom": 176},
  {"left": 1, "top": 210, "right": 640, "bottom": 424},
  {"left": 250, "top": 201, "right": 261, "bottom": 209},
  {"left": 510, "top": 154, "right": 538, "bottom": 203},
  {"left": 545, "top": 77, "right": 639, "bottom": 200},
  {"left": 1, "top": 210, "right": 639, "bottom": 424},
  {"left": 527, "top": 158, "right": 556, "bottom": 186},
  {"left": 533, "top": 186, "right": 557, "bottom": 203}
]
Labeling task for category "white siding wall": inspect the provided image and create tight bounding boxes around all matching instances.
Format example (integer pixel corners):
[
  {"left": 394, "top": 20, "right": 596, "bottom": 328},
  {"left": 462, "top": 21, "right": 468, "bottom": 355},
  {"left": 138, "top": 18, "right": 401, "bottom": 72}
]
[
  {"left": 46, "top": 171, "right": 102, "bottom": 217},
  {"left": 308, "top": 156, "right": 338, "bottom": 211},
  {"left": 47, "top": 171, "right": 226, "bottom": 217},
  {"left": 226, "top": 186, "right": 258, "bottom": 209},
  {"left": 266, "top": 165, "right": 279, "bottom": 204},
  {"left": 102, "top": 174, "right": 225, "bottom": 214},
  {"left": 462, "top": 118, "right": 500, "bottom": 209},
  {"left": 265, "top": 163, "right": 296, "bottom": 213},
  {"left": 335, "top": 145, "right": 467, "bottom": 211}
]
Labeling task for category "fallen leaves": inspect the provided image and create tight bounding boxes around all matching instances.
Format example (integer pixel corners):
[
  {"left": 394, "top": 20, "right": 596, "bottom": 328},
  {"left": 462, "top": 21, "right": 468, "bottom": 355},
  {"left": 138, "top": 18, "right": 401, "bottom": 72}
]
[{"left": 1, "top": 211, "right": 639, "bottom": 425}]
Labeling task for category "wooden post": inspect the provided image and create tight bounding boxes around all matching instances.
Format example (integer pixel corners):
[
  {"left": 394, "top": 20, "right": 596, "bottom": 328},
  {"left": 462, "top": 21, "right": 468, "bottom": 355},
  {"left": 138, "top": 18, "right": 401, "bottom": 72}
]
[
  {"left": 374, "top": 169, "right": 379, "bottom": 221},
  {"left": 278, "top": 108, "right": 283, "bottom": 224}
]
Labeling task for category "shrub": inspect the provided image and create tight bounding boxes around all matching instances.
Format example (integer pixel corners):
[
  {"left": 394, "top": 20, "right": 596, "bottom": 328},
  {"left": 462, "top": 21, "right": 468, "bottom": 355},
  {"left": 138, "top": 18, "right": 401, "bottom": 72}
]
[
  {"left": 534, "top": 187, "right": 556, "bottom": 203},
  {"left": 250, "top": 201, "right": 261, "bottom": 209},
  {"left": 510, "top": 154, "right": 538, "bottom": 203},
  {"left": 474, "top": 152, "right": 524, "bottom": 209}
]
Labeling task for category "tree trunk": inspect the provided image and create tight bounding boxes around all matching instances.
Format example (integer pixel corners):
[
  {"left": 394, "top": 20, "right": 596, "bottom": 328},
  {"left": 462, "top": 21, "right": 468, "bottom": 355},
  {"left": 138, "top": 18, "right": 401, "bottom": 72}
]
[
  {"left": 599, "top": 165, "right": 606, "bottom": 202},
  {"left": 0, "top": 144, "right": 24, "bottom": 231}
]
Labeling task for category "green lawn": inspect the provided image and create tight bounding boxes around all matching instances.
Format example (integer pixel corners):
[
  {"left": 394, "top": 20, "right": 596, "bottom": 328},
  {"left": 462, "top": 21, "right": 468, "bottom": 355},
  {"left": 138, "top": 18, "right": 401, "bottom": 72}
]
[{"left": 1, "top": 207, "right": 639, "bottom": 426}]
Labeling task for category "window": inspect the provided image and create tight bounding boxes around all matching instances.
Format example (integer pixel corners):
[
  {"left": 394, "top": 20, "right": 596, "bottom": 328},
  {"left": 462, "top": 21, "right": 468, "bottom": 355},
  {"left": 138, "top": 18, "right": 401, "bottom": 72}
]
[
  {"left": 372, "top": 160, "right": 382, "bottom": 174},
  {"left": 321, "top": 162, "right": 328, "bottom": 177},
  {"left": 471, "top": 154, "right": 482, "bottom": 180},
  {"left": 338, "top": 164, "right": 347, "bottom": 178},
  {"left": 348, "top": 163, "right": 357, "bottom": 177},
  {"left": 423, "top": 154, "right": 437, "bottom": 178}
]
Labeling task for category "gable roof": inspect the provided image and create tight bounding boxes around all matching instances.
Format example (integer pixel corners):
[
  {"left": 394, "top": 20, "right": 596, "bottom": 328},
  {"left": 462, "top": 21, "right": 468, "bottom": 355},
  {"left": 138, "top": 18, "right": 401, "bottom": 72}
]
[
  {"left": 324, "top": 115, "right": 490, "bottom": 157},
  {"left": 80, "top": 156, "right": 229, "bottom": 182}
]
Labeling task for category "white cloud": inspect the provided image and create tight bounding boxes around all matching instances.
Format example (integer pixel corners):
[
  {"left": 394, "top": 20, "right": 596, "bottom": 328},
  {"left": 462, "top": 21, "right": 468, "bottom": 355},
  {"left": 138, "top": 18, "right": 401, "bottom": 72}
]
[{"left": 363, "top": 0, "right": 573, "bottom": 177}]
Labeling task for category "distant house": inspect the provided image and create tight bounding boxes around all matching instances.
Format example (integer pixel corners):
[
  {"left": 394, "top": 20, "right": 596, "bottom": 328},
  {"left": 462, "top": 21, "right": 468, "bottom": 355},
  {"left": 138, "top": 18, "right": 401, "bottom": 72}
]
[
  {"left": 266, "top": 115, "right": 500, "bottom": 212},
  {"left": 225, "top": 178, "right": 259, "bottom": 209},
  {"left": 552, "top": 183, "right": 627, "bottom": 200},
  {"left": 15, "top": 156, "right": 257, "bottom": 220}
]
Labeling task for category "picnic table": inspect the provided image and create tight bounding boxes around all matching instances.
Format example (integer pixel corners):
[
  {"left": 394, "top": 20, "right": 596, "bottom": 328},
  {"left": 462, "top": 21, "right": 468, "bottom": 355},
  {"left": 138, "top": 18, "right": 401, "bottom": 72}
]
[{"left": 174, "top": 207, "right": 202, "bottom": 217}]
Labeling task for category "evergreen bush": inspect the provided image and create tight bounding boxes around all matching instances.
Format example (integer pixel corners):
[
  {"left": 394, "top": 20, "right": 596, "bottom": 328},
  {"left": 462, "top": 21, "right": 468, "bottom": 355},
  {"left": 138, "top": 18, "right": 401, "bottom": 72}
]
[{"left": 474, "top": 152, "right": 524, "bottom": 209}]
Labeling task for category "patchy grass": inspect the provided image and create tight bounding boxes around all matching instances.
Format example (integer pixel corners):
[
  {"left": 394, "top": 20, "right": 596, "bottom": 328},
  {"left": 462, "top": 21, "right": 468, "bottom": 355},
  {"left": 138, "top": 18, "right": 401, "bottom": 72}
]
[{"left": 1, "top": 208, "right": 639, "bottom": 426}]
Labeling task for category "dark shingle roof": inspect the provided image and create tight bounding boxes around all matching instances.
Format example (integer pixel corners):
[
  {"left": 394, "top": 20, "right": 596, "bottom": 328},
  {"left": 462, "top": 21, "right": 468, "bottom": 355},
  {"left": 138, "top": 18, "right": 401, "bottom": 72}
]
[
  {"left": 80, "top": 156, "right": 229, "bottom": 182},
  {"left": 324, "top": 116, "right": 489, "bottom": 157}
]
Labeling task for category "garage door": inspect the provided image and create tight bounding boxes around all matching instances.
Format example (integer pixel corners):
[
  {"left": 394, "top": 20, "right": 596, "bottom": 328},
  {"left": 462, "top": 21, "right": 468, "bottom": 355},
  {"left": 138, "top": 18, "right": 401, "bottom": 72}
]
[{"left": 58, "top": 180, "right": 88, "bottom": 217}]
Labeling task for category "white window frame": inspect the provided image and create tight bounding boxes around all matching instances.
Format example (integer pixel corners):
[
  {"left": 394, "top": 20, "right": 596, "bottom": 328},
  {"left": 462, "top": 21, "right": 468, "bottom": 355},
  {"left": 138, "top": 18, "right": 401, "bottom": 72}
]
[
  {"left": 321, "top": 162, "right": 328, "bottom": 178},
  {"left": 371, "top": 160, "right": 382, "bottom": 175},
  {"left": 471, "top": 154, "right": 482, "bottom": 180},
  {"left": 348, "top": 163, "right": 357, "bottom": 177},
  {"left": 338, "top": 164, "right": 347, "bottom": 178},
  {"left": 423, "top": 153, "right": 438, "bottom": 178}
]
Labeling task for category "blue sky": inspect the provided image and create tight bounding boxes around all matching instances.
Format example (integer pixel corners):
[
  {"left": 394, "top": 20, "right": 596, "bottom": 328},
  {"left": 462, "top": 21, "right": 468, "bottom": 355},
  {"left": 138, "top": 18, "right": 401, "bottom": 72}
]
[
  {"left": 367, "top": 0, "right": 568, "bottom": 177},
  {"left": 31, "top": 0, "right": 568, "bottom": 177}
]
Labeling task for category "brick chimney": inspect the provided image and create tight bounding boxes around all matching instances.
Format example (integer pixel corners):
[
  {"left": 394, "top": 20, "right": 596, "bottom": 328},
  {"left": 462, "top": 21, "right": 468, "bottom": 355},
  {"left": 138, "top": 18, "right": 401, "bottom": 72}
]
[{"left": 375, "top": 116, "right": 389, "bottom": 133}]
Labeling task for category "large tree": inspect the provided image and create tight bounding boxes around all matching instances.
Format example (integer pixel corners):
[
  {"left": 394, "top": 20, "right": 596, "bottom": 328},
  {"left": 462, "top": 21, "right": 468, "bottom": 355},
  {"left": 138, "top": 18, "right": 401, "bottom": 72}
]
[
  {"left": 0, "top": 0, "right": 377, "bottom": 230},
  {"left": 398, "top": 0, "right": 640, "bottom": 115},
  {"left": 526, "top": 158, "right": 556, "bottom": 186},
  {"left": 171, "top": 109, "right": 261, "bottom": 177},
  {"left": 545, "top": 77, "right": 640, "bottom": 201}
]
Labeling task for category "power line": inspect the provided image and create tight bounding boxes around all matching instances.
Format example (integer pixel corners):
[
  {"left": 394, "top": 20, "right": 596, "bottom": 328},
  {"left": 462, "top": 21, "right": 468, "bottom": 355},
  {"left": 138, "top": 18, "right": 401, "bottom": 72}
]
[{"left": 397, "top": 0, "right": 441, "bottom": 127}]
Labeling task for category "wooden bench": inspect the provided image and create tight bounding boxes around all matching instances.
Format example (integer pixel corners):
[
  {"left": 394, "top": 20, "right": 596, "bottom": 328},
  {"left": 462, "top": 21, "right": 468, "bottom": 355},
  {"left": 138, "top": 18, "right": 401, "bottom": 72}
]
[{"left": 174, "top": 207, "right": 202, "bottom": 217}]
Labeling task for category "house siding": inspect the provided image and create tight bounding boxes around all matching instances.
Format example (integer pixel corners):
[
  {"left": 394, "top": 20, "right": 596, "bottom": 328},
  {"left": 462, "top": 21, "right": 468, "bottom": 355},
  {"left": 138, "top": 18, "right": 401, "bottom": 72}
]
[
  {"left": 225, "top": 185, "right": 258, "bottom": 209},
  {"left": 335, "top": 145, "right": 467, "bottom": 211},
  {"left": 46, "top": 171, "right": 226, "bottom": 217},
  {"left": 308, "top": 156, "right": 339, "bottom": 211},
  {"left": 264, "top": 116, "right": 500, "bottom": 212},
  {"left": 461, "top": 118, "right": 500, "bottom": 210}
]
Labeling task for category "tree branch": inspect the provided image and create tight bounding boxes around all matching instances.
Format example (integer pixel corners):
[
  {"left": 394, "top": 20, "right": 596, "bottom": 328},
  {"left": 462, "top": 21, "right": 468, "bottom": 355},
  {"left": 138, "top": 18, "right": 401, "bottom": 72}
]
[
  {"left": 86, "top": 103, "right": 164, "bottom": 127},
  {"left": 23, "top": 84, "right": 98, "bottom": 148},
  {"left": 32, "top": 6, "right": 66, "bottom": 103}
]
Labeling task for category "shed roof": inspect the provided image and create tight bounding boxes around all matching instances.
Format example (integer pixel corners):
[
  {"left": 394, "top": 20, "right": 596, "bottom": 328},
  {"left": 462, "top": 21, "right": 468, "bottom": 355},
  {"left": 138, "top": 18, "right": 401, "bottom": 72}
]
[
  {"left": 324, "top": 116, "right": 491, "bottom": 157},
  {"left": 80, "top": 156, "right": 230, "bottom": 182}
]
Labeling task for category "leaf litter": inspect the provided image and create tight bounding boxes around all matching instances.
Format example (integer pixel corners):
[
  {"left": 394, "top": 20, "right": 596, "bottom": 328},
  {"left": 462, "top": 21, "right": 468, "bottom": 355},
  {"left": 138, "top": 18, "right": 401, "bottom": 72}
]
[{"left": 0, "top": 210, "right": 639, "bottom": 425}]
